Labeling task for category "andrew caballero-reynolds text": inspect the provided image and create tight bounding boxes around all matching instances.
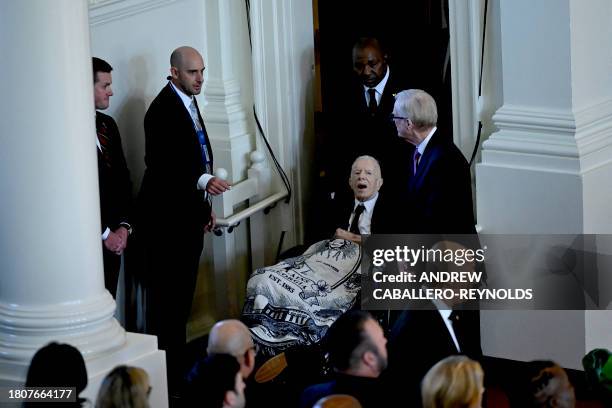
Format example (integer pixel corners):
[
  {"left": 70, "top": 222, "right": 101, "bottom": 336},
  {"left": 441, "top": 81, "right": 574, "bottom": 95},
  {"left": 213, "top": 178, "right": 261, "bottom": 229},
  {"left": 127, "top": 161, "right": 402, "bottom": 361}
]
[{"left": 368, "top": 245, "right": 534, "bottom": 302}]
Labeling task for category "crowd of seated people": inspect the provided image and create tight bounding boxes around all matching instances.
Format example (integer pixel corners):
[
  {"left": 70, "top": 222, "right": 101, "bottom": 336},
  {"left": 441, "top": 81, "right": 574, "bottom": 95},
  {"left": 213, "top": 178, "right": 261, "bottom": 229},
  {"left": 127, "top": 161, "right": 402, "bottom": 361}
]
[{"left": 22, "top": 329, "right": 610, "bottom": 407}]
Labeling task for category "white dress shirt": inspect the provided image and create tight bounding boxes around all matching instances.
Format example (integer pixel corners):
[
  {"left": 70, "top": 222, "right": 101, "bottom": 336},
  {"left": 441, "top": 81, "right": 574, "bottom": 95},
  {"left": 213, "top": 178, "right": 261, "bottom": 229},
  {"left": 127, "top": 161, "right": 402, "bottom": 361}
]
[
  {"left": 168, "top": 81, "right": 213, "bottom": 191},
  {"left": 432, "top": 298, "right": 461, "bottom": 352},
  {"left": 363, "top": 66, "right": 391, "bottom": 107}
]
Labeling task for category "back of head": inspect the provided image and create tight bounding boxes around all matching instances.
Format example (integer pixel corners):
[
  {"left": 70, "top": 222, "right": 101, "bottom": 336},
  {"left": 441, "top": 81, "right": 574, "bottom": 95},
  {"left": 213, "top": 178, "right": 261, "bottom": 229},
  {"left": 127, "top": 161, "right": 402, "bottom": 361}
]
[
  {"left": 207, "top": 319, "right": 256, "bottom": 379},
  {"left": 95, "top": 365, "right": 151, "bottom": 408},
  {"left": 26, "top": 342, "right": 87, "bottom": 388},
  {"left": 421, "top": 355, "right": 484, "bottom": 408},
  {"left": 26, "top": 342, "right": 88, "bottom": 402},
  {"left": 207, "top": 319, "right": 252, "bottom": 356},
  {"left": 186, "top": 353, "right": 242, "bottom": 408},
  {"left": 325, "top": 310, "right": 373, "bottom": 372},
  {"left": 511, "top": 361, "right": 575, "bottom": 408},
  {"left": 394, "top": 89, "right": 438, "bottom": 129}
]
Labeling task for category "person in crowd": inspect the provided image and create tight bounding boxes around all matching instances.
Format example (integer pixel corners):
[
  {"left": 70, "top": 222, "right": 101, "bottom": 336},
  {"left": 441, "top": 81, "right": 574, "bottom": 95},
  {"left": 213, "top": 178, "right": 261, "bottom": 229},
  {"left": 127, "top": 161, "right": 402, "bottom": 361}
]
[
  {"left": 95, "top": 365, "right": 151, "bottom": 408},
  {"left": 384, "top": 240, "right": 483, "bottom": 407},
  {"left": 25, "top": 342, "right": 88, "bottom": 407},
  {"left": 92, "top": 57, "right": 133, "bottom": 298},
  {"left": 299, "top": 310, "right": 387, "bottom": 408},
  {"left": 510, "top": 360, "right": 575, "bottom": 408},
  {"left": 137, "top": 45, "right": 230, "bottom": 394},
  {"left": 207, "top": 319, "right": 257, "bottom": 380},
  {"left": 391, "top": 88, "right": 475, "bottom": 234},
  {"left": 421, "top": 355, "right": 484, "bottom": 408},
  {"left": 186, "top": 353, "right": 246, "bottom": 408}
]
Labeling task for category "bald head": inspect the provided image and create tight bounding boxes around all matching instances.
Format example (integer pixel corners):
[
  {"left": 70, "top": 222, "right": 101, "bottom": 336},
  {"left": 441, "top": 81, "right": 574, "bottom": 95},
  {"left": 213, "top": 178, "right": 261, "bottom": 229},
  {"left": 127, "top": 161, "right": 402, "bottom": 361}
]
[
  {"left": 208, "top": 319, "right": 252, "bottom": 356},
  {"left": 208, "top": 320, "right": 256, "bottom": 379},
  {"left": 169, "top": 46, "right": 205, "bottom": 96}
]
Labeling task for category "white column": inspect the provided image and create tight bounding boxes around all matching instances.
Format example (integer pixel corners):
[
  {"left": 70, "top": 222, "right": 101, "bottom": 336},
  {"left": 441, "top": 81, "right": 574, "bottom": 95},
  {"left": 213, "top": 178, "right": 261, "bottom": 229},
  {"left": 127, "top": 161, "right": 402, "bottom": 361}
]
[
  {"left": 0, "top": 2, "right": 167, "bottom": 406},
  {"left": 475, "top": 0, "right": 612, "bottom": 369},
  {"left": 0, "top": 0, "right": 125, "bottom": 368}
]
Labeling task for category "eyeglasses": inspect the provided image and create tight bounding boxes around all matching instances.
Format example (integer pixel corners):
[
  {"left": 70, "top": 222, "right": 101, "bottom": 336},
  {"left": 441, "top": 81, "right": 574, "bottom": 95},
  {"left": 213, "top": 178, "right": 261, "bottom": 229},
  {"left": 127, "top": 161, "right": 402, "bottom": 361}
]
[{"left": 389, "top": 114, "right": 409, "bottom": 121}]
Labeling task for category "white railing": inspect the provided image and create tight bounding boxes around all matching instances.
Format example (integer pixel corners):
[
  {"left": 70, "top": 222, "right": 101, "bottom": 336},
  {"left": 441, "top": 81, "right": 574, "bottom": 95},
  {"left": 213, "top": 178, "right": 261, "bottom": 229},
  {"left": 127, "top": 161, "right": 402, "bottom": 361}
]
[{"left": 210, "top": 150, "right": 288, "bottom": 316}]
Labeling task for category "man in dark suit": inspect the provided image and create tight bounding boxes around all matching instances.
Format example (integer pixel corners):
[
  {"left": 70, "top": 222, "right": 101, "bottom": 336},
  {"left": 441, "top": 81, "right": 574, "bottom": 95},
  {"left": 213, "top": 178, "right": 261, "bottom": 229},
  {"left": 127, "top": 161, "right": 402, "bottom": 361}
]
[
  {"left": 323, "top": 38, "right": 412, "bottom": 212},
  {"left": 300, "top": 310, "right": 387, "bottom": 408},
  {"left": 93, "top": 57, "right": 132, "bottom": 299},
  {"left": 138, "top": 46, "right": 230, "bottom": 393},
  {"left": 384, "top": 299, "right": 482, "bottom": 406},
  {"left": 391, "top": 88, "right": 475, "bottom": 234},
  {"left": 382, "top": 90, "right": 481, "bottom": 405}
]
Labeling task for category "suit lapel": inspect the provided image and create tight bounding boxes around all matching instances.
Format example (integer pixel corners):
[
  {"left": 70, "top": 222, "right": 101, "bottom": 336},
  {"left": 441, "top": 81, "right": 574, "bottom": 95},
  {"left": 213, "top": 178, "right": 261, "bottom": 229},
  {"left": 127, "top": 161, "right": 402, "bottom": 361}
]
[{"left": 410, "top": 132, "right": 440, "bottom": 191}]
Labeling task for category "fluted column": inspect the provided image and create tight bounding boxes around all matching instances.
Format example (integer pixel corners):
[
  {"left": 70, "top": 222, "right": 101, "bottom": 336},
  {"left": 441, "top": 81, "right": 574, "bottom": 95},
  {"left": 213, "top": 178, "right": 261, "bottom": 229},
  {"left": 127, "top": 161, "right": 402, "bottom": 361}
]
[{"left": 0, "top": 0, "right": 125, "bottom": 377}]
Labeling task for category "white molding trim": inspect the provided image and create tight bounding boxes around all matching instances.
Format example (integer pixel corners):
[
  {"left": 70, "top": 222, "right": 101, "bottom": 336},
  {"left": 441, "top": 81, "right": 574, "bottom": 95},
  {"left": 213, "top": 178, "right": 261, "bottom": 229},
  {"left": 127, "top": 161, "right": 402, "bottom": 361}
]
[
  {"left": 492, "top": 104, "right": 576, "bottom": 137},
  {"left": 88, "top": 0, "right": 177, "bottom": 26},
  {"left": 482, "top": 100, "right": 612, "bottom": 174}
]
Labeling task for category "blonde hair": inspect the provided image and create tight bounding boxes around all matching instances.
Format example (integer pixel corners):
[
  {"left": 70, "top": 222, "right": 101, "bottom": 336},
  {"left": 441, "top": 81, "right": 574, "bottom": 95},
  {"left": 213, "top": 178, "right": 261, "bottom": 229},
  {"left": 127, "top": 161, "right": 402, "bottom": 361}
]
[
  {"left": 421, "top": 356, "right": 484, "bottom": 408},
  {"left": 95, "top": 365, "right": 151, "bottom": 408}
]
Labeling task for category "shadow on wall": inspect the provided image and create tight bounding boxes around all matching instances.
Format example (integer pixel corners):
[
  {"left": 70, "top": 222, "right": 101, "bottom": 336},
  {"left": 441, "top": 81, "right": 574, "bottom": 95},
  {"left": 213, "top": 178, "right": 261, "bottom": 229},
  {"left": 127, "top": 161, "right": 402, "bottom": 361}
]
[{"left": 116, "top": 55, "right": 149, "bottom": 192}]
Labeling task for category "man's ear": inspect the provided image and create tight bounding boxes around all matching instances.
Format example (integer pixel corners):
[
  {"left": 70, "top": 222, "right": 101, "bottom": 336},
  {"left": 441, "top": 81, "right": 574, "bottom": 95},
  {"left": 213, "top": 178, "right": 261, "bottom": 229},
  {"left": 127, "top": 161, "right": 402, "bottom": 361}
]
[
  {"left": 170, "top": 66, "right": 179, "bottom": 80},
  {"left": 376, "top": 178, "right": 383, "bottom": 191},
  {"left": 224, "top": 390, "right": 237, "bottom": 408},
  {"left": 363, "top": 350, "right": 377, "bottom": 369}
]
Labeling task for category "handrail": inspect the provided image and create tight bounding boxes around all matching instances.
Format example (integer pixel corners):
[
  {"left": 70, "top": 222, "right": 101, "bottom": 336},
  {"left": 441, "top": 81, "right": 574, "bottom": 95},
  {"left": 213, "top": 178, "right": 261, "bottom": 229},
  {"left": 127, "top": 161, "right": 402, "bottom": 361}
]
[{"left": 214, "top": 191, "right": 288, "bottom": 230}]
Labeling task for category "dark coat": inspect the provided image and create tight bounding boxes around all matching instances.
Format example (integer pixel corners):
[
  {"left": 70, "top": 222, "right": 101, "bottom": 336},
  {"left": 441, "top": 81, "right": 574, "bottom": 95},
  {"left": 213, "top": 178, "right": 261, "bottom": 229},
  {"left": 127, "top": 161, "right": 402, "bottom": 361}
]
[
  {"left": 96, "top": 111, "right": 132, "bottom": 232},
  {"left": 384, "top": 304, "right": 482, "bottom": 406},
  {"left": 402, "top": 130, "right": 476, "bottom": 234},
  {"left": 138, "top": 82, "right": 213, "bottom": 229}
]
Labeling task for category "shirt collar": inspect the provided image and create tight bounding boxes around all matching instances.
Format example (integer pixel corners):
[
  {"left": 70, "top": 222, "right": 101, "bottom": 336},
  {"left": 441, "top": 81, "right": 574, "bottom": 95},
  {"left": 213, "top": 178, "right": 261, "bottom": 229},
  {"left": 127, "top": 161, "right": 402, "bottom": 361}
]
[
  {"left": 363, "top": 66, "right": 390, "bottom": 96},
  {"left": 354, "top": 192, "right": 379, "bottom": 213},
  {"left": 416, "top": 126, "right": 437, "bottom": 156},
  {"left": 169, "top": 81, "right": 195, "bottom": 111}
]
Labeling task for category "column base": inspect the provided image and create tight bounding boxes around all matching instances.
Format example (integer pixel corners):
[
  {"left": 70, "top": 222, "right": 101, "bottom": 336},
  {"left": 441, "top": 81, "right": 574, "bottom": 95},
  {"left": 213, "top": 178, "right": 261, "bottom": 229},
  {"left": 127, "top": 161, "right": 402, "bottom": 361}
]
[{"left": 0, "top": 332, "right": 168, "bottom": 408}]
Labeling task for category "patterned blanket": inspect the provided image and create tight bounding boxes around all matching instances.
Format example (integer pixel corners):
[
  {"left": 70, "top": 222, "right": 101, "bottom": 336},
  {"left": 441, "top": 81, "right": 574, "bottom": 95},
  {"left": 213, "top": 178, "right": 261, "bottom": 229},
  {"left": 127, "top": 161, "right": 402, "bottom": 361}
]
[{"left": 242, "top": 239, "right": 362, "bottom": 357}]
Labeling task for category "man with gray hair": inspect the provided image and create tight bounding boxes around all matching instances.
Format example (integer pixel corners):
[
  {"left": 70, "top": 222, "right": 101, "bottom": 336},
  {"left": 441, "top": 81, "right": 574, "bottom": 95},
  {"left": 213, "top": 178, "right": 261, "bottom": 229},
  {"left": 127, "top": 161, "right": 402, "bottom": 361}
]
[
  {"left": 391, "top": 89, "right": 475, "bottom": 234},
  {"left": 207, "top": 319, "right": 257, "bottom": 380},
  {"left": 333, "top": 155, "right": 388, "bottom": 244}
]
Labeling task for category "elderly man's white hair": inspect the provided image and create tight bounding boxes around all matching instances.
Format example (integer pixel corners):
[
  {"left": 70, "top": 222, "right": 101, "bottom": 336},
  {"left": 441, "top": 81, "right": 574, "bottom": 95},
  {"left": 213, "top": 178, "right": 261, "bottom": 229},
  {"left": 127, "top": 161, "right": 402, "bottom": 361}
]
[
  {"left": 351, "top": 155, "right": 382, "bottom": 177},
  {"left": 394, "top": 89, "right": 438, "bottom": 128}
]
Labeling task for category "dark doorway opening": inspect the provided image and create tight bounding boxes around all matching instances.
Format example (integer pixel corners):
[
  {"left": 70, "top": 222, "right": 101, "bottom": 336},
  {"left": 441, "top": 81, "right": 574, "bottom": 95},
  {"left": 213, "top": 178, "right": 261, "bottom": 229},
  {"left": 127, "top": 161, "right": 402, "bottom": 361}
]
[{"left": 307, "top": 0, "right": 452, "bottom": 242}]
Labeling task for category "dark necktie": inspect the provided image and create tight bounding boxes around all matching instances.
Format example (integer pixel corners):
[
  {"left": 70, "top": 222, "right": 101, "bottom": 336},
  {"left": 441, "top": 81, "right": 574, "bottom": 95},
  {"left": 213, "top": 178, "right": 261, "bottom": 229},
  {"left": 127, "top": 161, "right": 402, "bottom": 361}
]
[
  {"left": 96, "top": 119, "right": 112, "bottom": 168},
  {"left": 413, "top": 150, "right": 421, "bottom": 176},
  {"left": 349, "top": 204, "right": 366, "bottom": 234},
  {"left": 367, "top": 88, "right": 377, "bottom": 114},
  {"left": 448, "top": 310, "right": 463, "bottom": 352}
]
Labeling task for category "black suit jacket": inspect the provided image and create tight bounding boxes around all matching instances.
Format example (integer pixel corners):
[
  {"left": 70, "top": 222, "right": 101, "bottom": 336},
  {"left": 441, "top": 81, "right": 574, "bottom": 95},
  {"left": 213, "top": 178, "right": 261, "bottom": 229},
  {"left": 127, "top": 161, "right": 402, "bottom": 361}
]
[
  {"left": 138, "top": 83, "right": 213, "bottom": 229},
  {"left": 327, "top": 69, "right": 413, "bottom": 194},
  {"left": 300, "top": 374, "right": 382, "bottom": 408},
  {"left": 328, "top": 192, "right": 396, "bottom": 237},
  {"left": 96, "top": 111, "right": 132, "bottom": 232},
  {"left": 403, "top": 130, "right": 475, "bottom": 234},
  {"left": 383, "top": 304, "right": 482, "bottom": 406}
]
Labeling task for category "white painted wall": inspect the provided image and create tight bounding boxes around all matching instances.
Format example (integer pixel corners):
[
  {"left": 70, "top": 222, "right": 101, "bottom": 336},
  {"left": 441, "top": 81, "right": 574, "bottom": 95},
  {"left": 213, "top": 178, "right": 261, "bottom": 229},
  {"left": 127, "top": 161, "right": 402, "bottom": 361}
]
[
  {"left": 473, "top": 0, "right": 612, "bottom": 369},
  {"left": 89, "top": 0, "right": 315, "bottom": 336}
]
